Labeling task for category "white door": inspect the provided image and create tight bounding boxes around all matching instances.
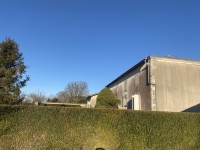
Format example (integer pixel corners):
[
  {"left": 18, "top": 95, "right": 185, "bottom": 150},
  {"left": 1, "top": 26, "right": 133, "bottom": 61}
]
[{"left": 132, "top": 94, "right": 140, "bottom": 110}]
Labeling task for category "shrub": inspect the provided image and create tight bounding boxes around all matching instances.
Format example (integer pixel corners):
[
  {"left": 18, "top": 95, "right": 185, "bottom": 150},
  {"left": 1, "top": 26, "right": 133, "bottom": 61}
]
[{"left": 95, "top": 88, "right": 120, "bottom": 108}]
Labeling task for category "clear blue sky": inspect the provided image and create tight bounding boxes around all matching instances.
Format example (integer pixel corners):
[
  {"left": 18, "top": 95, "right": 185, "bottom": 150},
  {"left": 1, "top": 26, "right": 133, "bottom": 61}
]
[{"left": 1, "top": 0, "right": 200, "bottom": 97}]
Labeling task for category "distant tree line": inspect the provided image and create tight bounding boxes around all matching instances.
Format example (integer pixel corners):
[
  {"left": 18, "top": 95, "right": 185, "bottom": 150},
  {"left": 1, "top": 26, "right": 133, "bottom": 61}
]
[
  {"left": 0, "top": 38, "right": 118, "bottom": 108},
  {"left": 0, "top": 37, "right": 89, "bottom": 105},
  {"left": 22, "top": 81, "right": 89, "bottom": 105}
]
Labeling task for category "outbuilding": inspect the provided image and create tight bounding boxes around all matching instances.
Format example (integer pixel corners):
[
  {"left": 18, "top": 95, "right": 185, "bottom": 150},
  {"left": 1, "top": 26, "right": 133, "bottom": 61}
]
[{"left": 106, "top": 55, "right": 200, "bottom": 112}]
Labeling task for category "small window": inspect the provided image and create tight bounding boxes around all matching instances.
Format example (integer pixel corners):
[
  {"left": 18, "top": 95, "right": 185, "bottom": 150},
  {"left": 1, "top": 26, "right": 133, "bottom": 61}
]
[
  {"left": 122, "top": 95, "right": 127, "bottom": 107},
  {"left": 135, "top": 73, "right": 139, "bottom": 86},
  {"left": 123, "top": 95, "right": 127, "bottom": 107},
  {"left": 124, "top": 80, "right": 127, "bottom": 91}
]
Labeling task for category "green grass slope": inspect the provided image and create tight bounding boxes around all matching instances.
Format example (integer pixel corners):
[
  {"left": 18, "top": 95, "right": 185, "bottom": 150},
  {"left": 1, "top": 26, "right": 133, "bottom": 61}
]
[{"left": 0, "top": 106, "right": 200, "bottom": 150}]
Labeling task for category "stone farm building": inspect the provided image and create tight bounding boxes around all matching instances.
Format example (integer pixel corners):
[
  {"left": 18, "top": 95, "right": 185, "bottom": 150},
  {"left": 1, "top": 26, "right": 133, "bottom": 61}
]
[{"left": 88, "top": 55, "right": 200, "bottom": 112}]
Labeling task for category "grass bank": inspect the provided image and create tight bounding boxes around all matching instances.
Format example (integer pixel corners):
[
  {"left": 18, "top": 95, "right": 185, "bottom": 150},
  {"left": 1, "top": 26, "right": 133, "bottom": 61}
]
[{"left": 0, "top": 106, "right": 199, "bottom": 150}]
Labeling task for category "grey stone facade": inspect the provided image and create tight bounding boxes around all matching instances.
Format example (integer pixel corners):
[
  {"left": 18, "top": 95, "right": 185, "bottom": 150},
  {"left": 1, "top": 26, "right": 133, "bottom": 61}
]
[{"left": 106, "top": 56, "right": 200, "bottom": 112}]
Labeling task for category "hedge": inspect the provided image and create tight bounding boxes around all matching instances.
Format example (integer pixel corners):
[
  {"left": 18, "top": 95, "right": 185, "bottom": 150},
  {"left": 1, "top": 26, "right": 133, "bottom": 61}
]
[{"left": 0, "top": 106, "right": 199, "bottom": 150}]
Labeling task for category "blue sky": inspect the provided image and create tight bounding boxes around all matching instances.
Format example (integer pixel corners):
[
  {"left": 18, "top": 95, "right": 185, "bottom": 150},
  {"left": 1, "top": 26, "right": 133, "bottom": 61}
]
[{"left": 1, "top": 0, "right": 200, "bottom": 97}]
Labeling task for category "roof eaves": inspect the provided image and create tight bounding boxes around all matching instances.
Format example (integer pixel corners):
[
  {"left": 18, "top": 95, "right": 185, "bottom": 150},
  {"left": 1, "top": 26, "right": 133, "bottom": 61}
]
[{"left": 105, "top": 57, "right": 148, "bottom": 87}]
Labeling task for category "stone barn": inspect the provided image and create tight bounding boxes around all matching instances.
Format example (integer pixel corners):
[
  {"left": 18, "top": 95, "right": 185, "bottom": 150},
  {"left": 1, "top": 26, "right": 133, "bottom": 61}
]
[{"left": 106, "top": 56, "right": 200, "bottom": 112}]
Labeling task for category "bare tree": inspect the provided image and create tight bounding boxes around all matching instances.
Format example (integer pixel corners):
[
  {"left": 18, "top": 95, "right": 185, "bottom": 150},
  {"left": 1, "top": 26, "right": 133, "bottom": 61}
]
[
  {"left": 26, "top": 90, "right": 47, "bottom": 103},
  {"left": 56, "top": 91, "right": 68, "bottom": 102},
  {"left": 64, "top": 81, "right": 89, "bottom": 103}
]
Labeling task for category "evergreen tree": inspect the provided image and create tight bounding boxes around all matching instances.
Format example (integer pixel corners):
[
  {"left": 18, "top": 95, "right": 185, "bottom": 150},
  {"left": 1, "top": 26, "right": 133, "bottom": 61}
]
[
  {"left": 0, "top": 37, "right": 30, "bottom": 104},
  {"left": 95, "top": 88, "right": 120, "bottom": 109}
]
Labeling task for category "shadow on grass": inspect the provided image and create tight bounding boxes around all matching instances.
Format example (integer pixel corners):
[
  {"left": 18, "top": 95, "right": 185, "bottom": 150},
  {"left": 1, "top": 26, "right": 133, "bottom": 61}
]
[{"left": 182, "top": 103, "right": 200, "bottom": 112}]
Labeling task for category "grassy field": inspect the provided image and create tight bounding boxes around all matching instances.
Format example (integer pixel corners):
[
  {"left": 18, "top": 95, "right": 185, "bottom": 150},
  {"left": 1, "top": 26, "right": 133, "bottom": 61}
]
[{"left": 0, "top": 105, "right": 200, "bottom": 150}]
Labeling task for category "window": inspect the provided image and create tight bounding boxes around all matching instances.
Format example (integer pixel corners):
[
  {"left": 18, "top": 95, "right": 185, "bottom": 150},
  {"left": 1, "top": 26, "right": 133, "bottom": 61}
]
[
  {"left": 124, "top": 80, "right": 127, "bottom": 91},
  {"left": 122, "top": 95, "right": 127, "bottom": 107},
  {"left": 116, "top": 85, "right": 118, "bottom": 98},
  {"left": 135, "top": 73, "right": 139, "bottom": 86},
  {"left": 124, "top": 95, "right": 127, "bottom": 107}
]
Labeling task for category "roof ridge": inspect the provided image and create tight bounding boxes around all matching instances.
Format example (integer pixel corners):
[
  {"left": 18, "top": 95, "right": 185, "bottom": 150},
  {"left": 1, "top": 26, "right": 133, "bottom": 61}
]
[{"left": 150, "top": 55, "right": 200, "bottom": 62}]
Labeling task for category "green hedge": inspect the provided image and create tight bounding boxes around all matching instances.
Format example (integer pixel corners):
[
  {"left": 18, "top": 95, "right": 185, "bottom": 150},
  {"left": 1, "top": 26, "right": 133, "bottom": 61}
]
[{"left": 0, "top": 106, "right": 199, "bottom": 150}]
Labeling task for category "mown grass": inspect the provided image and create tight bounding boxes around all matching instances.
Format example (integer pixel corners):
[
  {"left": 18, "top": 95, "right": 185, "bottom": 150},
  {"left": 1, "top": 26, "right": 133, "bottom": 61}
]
[{"left": 0, "top": 106, "right": 200, "bottom": 150}]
